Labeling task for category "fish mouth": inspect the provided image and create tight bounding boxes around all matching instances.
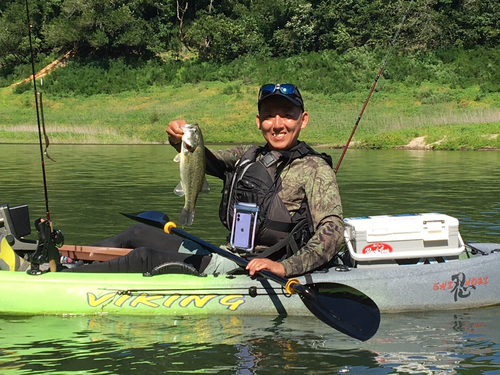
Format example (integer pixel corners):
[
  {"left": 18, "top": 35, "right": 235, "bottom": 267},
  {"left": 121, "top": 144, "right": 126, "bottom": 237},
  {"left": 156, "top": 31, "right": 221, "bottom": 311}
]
[{"left": 183, "top": 138, "right": 198, "bottom": 151}]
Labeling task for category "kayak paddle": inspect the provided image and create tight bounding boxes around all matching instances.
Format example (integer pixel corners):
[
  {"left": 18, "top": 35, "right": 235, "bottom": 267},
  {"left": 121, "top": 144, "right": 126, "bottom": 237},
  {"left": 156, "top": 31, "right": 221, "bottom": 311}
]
[{"left": 122, "top": 210, "right": 380, "bottom": 341}]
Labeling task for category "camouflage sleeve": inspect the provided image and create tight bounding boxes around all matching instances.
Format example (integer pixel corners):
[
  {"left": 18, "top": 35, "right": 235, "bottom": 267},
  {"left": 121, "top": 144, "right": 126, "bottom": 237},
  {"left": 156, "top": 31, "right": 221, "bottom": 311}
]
[
  {"left": 209, "top": 145, "right": 253, "bottom": 170},
  {"left": 280, "top": 158, "right": 344, "bottom": 277}
]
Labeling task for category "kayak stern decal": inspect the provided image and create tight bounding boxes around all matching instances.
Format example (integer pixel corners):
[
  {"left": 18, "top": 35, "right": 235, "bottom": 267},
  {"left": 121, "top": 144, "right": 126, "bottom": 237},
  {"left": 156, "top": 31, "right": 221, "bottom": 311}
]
[{"left": 433, "top": 272, "right": 488, "bottom": 301}]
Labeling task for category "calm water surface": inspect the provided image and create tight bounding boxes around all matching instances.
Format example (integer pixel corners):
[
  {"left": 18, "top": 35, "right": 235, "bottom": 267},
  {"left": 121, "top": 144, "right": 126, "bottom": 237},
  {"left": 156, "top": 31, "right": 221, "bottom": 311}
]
[{"left": 0, "top": 144, "right": 499, "bottom": 374}]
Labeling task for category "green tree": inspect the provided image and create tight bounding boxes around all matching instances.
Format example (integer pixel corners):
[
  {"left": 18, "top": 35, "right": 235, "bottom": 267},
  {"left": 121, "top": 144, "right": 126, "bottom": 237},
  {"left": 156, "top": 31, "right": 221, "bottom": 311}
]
[
  {"left": 446, "top": 0, "right": 500, "bottom": 48},
  {"left": 273, "top": 3, "right": 317, "bottom": 55},
  {"left": 0, "top": 0, "right": 41, "bottom": 77},
  {"left": 43, "top": 0, "right": 176, "bottom": 57},
  {"left": 0, "top": 0, "right": 69, "bottom": 71},
  {"left": 2, "top": 0, "right": 500, "bottom": 77},
  {"left": 311, "top": 0, "right": 407, "bottom": 52},
  {"left": 186, "top": 12, "right": 266, "bottom": 62}
]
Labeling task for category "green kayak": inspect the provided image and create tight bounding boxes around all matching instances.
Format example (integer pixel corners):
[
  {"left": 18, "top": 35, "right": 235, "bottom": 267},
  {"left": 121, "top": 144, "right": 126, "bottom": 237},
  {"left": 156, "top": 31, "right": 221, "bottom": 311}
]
[{"left": 1, "top": 203, "right": 499, "bottom": 317}]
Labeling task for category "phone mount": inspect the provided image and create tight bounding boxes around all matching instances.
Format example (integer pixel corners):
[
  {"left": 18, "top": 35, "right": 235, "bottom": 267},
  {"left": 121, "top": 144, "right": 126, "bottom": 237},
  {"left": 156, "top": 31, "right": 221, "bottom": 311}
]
[{"left": 230, "top": 202, "right": 259, "bottom": 252}]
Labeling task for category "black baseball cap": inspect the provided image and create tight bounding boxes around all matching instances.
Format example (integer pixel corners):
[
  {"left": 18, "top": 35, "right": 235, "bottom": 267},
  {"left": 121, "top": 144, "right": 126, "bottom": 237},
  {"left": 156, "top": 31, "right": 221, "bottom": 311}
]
[{"left": 258, "top": 84, "right": 304, "bottom": 111}]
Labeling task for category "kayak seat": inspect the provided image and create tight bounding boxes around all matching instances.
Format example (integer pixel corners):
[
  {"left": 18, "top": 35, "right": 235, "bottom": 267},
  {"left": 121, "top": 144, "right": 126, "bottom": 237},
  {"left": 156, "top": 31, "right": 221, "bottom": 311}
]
[
  {"left": 145, "top": 261, "right": 203, "bottom": 277},
  {"left": 0, "top": 234, "right": 29, "bottom": 271}
]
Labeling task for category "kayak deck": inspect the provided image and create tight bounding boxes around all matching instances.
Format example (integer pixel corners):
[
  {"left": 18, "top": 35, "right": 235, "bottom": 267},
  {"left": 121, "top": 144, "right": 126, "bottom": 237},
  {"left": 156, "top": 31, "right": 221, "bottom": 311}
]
[{"left": 1, "top": 250, "right": 499, "bottom": 316}]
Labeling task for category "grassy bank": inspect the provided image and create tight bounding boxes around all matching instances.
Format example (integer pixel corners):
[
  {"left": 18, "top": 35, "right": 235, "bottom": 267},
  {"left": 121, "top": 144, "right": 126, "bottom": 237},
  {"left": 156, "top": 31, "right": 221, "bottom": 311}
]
[{"left": 1, "top": 80, "right": 499, "bottom": 150}]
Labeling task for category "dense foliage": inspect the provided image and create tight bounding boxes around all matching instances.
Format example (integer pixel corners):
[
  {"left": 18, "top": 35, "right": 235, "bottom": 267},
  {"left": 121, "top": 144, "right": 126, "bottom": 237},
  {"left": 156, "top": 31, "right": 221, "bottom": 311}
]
[
  {"left": 7, "top": 46, "right": 499, "bottom": 100},
  {"left": 1, "top": 0, "right": 499, "bottom": 80}
]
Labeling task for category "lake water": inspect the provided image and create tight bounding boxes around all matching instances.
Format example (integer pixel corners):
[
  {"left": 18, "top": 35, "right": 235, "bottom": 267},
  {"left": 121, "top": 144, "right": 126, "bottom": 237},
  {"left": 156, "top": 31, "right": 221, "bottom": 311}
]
[{"left": 1, "top": 144, "right": 499, "bottom": 374}]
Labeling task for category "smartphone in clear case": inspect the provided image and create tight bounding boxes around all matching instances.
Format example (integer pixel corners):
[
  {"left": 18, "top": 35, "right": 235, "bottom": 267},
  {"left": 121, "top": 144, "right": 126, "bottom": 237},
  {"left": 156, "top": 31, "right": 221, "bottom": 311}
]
[{"left": 230, "top": 203, "right": 259, "bottom": 252}]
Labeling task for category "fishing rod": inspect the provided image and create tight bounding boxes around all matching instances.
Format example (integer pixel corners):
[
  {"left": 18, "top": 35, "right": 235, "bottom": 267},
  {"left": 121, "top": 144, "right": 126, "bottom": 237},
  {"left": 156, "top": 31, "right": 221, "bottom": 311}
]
[
  {"left": 25, "top": 0, "right": 63, "bottom": 273},
  {"left": 25, "top": 0, "right": 51, "bottom": 221},
  {"left": 335, "top": 0, "right": 414, "bottom": 174}
]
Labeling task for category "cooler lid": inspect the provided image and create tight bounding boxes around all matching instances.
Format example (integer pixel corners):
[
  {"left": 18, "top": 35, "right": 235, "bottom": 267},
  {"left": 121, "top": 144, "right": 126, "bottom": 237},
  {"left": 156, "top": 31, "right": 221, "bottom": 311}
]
[{"left": 344, "top": 213, "right": 458, "bottom": 242}]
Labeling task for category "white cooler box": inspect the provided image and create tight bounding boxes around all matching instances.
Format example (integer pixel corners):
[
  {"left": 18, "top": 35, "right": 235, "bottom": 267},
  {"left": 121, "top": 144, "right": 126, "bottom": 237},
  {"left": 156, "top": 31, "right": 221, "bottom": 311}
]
[{"left": 344, "top": 213, "right": 465, "bottom": 267}]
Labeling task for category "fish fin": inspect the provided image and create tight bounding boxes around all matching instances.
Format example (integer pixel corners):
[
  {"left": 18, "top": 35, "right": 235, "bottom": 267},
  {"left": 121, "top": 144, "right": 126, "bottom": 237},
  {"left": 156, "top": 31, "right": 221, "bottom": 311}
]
[
  {"left": 174, "top": 182, "right": 185, "bottom": 197},
  {"left": 174, "top": 153, "right": 181, "bottom": 162},
  {"left": 179, "top": 209, "right": 194, "bottom": 226},
  {"left": 200, "top": 177, "right": 210, "bottom": 193}
]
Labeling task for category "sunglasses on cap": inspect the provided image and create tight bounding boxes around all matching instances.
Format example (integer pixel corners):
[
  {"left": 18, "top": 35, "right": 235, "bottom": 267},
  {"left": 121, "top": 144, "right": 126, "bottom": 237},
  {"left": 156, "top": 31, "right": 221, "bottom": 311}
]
[{"left": 258, "top": 84, "right": 304, "bottom": 110}]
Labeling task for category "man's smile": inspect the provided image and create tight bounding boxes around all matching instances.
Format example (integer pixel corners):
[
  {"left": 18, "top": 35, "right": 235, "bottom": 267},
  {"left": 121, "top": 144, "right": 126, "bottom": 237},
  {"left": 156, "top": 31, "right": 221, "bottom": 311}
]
[{"left": 273, "top": 133, "right": 286, "bottom": 139}]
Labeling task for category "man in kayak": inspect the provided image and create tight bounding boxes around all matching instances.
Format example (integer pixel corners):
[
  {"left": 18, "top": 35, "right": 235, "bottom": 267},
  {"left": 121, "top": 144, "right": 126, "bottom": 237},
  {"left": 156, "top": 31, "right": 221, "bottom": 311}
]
[{"left": 1, "top": 84, "right": 344, "bottom": 277}]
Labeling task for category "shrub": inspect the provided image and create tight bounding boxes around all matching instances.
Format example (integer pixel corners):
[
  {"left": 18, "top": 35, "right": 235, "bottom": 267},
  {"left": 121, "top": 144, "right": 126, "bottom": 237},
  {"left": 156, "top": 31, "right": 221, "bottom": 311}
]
[
  {"left": 15, "top": 47, "right": 499, "bottom": 98},
  {"left": 13, "top": 82, "right": 32, "bottom": 94}
]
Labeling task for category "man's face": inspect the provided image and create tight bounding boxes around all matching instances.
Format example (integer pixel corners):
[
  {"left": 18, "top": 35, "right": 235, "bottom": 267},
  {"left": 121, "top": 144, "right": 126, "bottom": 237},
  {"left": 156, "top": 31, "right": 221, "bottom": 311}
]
[{"left": 256, "top": 96, "right": 309, "bottom": 151}]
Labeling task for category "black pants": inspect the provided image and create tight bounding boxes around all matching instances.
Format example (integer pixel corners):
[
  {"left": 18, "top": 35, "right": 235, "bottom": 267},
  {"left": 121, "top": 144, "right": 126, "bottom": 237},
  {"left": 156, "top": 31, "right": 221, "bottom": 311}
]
[{"left": 64, "top": 224, "right": 211, "bottom": 274}]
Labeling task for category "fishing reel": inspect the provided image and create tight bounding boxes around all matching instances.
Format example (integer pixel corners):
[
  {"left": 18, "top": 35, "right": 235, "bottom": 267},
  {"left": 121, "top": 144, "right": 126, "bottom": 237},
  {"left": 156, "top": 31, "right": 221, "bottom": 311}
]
[
  {"left": 52, "top": 227, "right": 65, "bottom": 248},
  {"left": 27, "top": 218, "right": 64, "bottom": 275}
]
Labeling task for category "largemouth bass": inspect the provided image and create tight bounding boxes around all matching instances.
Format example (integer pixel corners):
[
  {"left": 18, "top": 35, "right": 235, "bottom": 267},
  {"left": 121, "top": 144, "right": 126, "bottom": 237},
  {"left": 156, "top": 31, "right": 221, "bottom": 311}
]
[{"left": 173, "top": 123, "right": 210, "bottom": 226}]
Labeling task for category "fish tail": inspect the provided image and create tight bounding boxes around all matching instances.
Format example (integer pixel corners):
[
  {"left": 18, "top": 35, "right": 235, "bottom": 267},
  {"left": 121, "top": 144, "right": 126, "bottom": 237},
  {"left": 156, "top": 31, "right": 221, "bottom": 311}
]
[{"left": 179, "top": 209, "right": 195, "bottom": 226}]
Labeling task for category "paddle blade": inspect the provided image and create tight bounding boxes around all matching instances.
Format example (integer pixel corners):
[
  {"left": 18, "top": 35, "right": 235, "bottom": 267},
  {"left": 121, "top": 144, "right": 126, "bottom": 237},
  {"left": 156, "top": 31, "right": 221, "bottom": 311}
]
[
  {"left": 121, "top": 211, "right": 170, "bottom": 229},
  {"left": 300, "top": 282, "right": 380, "bottom": 341}
]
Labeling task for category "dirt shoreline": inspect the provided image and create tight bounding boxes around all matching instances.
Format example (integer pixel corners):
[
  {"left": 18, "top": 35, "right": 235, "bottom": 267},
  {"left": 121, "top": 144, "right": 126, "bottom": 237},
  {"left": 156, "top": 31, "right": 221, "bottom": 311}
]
[
  {"left": 1, "top": 136, "right": 499, "bottom": 151},
  {"left": 314, "top": 136, "right": 500, "bottom": 151},
  {"left": 1, "top": 141, "right": 499, "bottom": 151}
]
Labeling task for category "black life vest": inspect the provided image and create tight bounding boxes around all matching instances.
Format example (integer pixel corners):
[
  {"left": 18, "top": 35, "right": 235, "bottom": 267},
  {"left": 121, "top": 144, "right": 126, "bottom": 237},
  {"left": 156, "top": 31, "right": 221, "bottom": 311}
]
[{"left": 219, "top": 142, "right": 332, "bottom": 258}]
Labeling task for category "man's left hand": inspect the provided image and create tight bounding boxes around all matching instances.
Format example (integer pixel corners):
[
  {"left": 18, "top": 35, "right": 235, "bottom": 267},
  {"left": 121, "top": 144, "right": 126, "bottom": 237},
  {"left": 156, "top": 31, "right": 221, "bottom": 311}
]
[{"left": 246, "top": 258, "right": 286, "bottom": 277}]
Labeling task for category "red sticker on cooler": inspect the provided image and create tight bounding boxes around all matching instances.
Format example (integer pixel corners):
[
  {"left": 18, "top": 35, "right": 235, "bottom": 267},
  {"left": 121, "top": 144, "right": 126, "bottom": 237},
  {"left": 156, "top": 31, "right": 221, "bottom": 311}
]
[{"left": 362, "top": 243, "right": 393, "bottom": 254}]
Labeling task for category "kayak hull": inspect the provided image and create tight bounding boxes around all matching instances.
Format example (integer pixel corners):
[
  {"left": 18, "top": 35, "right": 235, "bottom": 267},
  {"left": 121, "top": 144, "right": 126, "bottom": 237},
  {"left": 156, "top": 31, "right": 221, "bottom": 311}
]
[
  {"left": 1, "top": 251, "right": 499, "bottom": 316},
  {"left": 1, "top": 203, "right": 499, "bottom": 316}
]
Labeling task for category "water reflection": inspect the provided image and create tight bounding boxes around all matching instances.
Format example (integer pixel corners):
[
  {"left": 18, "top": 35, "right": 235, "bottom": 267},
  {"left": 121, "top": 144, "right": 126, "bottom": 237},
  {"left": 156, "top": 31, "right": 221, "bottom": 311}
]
[{"left": 1, "top": 307, "right": 500, "bottom": 374}]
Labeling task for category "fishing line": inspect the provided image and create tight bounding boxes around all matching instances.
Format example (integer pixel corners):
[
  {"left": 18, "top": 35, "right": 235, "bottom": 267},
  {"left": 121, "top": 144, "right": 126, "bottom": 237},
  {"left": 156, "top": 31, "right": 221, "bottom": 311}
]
[
  {"left": 25, "top": 0, "right": 53, "bottom": 220},
  {"left": 335, "top": 0, "right": 414, "bottom": 174},
  {"left": 39, "top": 80, "right": 56, "bottom": 163}
]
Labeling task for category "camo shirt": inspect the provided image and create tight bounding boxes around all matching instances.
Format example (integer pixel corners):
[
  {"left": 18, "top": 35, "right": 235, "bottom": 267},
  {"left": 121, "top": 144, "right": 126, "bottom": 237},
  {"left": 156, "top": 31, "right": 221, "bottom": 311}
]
[{"left": 210, "top": 143, "right": 344, "bottom": 277}]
